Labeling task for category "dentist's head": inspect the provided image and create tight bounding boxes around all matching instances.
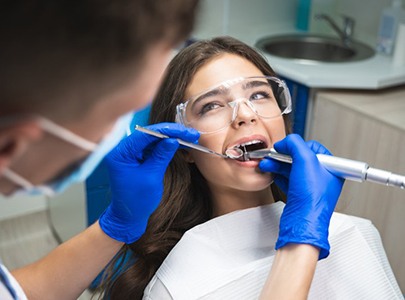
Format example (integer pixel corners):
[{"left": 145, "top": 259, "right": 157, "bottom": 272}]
[{"left": 0, "top": 0, "right": 199, "bottom": 196}]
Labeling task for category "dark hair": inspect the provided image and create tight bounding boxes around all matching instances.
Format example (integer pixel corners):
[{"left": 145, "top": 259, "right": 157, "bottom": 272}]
[
  {"left": 0, "top": 0, "right": 199, "bottom": 119},
  {"left": 99, "top": 36, "right": 291, "bottom": 299}
]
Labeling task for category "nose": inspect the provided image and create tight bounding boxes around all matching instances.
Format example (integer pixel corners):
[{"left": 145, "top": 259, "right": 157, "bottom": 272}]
[{"left": 231, "top": 99, "right": 258, "bottom": 128}]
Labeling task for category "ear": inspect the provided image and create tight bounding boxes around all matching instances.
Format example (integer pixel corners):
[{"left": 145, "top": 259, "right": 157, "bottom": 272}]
[
  {"left": 0, "top": 120, "right": 43, "bottom": 172},
  {"left": 180, "top": 149, "right": 195, "bottom": 163}
]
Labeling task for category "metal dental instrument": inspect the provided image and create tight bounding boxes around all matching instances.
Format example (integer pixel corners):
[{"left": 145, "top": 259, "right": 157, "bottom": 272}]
[
  {"left": 135, "top": 125, "right": 228, "bottom": 158},
  {"left": 247, "top": 148, "right": 405, "bottom": 189},
  {"left": 135, "top": 125, "right": 405, "bottom": 189}
]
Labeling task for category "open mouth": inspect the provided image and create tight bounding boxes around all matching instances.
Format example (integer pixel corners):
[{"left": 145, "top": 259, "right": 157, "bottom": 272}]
[{"left": 225, "top": 140, "right": 267, "bottom": 161}]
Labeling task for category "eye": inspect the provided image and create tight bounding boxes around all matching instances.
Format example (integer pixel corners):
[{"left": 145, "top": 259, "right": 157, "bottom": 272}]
[
  {"left": 250, "top": 91, "right": 271, "bottom": 101},
  {"left": 198, "top": 101, "right": 223, "bottom": 115}
]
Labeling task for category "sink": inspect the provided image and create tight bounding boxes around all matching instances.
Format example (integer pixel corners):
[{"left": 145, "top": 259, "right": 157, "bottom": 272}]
[{"left": 255, "top": 34, "right": 375, "bottom": 63}]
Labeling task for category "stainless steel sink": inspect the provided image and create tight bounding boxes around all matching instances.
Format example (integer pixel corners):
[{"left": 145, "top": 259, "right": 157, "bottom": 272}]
[{"left": 255, "top": 34, "right": 375, "bottom": 63}]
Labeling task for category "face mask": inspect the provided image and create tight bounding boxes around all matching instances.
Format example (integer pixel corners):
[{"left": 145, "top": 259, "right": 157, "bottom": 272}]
[{"left": 2, "top": 112, "right": 134, "bottom": 197}]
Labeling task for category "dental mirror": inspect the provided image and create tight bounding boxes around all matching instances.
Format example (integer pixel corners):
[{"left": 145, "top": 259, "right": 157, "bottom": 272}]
[{"left": 225, "top": 147, "right": 245, "bottom": 159}]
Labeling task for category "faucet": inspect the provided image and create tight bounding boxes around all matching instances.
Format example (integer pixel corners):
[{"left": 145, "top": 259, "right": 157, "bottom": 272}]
[{"left": 315, "top": 14, "right": 355, "bottom": 46}]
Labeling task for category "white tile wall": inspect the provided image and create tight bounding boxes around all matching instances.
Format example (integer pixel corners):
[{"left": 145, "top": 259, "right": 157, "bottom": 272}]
[
  {"left": 310, "top": 0, "right": 399, "bottom": 46},
  {"left": 193, "top": 0, "right": 297, "bottom": 44},
  {"left": 193, "top": 0, "right": 399, "bottom": 48}
]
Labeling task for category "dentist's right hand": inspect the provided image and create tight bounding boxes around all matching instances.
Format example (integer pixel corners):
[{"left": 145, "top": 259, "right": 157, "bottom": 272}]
[
  {"left": 99, "top": 122, "right": 199, "bottom": 244},
  {"left": 259, "top": 134, "right": 344, "bottom": 259}
]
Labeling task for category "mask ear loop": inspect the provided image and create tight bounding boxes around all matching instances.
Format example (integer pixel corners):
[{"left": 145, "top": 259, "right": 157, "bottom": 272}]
[
  {"left": 37, "top": 117, "right": 98, "bottom": 152},
  {"left": 2, "top": 168, "right": 55, "bottom": 197},
  {"left": 1, "top": 117, "right": 98, "bottom": 198}
]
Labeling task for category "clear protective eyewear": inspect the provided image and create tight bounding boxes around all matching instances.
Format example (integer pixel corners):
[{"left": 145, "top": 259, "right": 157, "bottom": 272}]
[{"left": 175, "top": 76, "right": 292, "bottom": 134}]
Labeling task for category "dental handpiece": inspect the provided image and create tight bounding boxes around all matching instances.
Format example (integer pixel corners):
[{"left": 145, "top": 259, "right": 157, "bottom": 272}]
[{"left": 248, "top": 149, "right": 405, "bottom": 189}]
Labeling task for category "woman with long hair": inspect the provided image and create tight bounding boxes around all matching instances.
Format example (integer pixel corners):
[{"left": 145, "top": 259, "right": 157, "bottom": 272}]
[{"left": 99, "top": 37, "right": 402, "bottom": 300}]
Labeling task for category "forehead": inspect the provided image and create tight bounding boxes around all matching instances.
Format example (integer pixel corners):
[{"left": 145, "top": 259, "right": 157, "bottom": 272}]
[{"left": 185, "top": 54, "right": 264, "bottom": 99}]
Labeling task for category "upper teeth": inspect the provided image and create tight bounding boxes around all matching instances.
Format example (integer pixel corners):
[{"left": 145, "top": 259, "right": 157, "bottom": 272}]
[{"left": 237, "top": 140, "right": 264, "bottom": 148}]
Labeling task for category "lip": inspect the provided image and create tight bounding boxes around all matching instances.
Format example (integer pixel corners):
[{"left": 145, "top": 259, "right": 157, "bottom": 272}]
[{"left": 232, "top": 159, "right": 261, "bottom": 168}]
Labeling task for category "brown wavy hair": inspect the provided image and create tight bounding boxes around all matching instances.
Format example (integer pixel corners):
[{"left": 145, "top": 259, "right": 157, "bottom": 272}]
[{"left": 98, "top": 36, "right": 291, "bottom": 299}]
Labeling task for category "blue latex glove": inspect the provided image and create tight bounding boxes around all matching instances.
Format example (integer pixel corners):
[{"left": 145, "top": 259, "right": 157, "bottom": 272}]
[
  {"left": 99, "top": 123, "right": 199, "bottom": 244},
  {"left": 259, "top": 134, "right": 344, "bottom": 259}
]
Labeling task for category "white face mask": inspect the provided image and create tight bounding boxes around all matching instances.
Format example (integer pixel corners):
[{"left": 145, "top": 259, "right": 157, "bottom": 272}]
[{"left": 2, "top": 112, "right": 133, "bottom": 197}]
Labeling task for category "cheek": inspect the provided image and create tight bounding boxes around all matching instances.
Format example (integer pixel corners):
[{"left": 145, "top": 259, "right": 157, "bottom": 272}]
[
  {"left": 265, "top": 118, "right": 286, "bottom": 144},
  {"left": 134, "top": 71, "right": 165, "bottom": 107},
  {"left": 190, "top": 139, "right": 229, "bottom": 179},
  {"left": 192, "top": 153, "right": 229, "bottom": 187},
  {"left": 128, "top": 51, "right": 171, "bottom": 111},
  {"left": 196, "top": 132, "right": 226, "bottom": 153},
  {"left": 187, "top": 132, "right": 231, "bottom": 185},
  {"left": 118, "top": 75, "right": 163, "bottom": 113}
]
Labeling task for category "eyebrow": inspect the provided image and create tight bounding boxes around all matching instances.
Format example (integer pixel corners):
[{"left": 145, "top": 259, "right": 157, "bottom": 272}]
[
  {"left": 191, "top": 88, "right": 228, "bottom": 106},
  {"left": 190, "top": 80, "right": 271, "bottom": 107},
  {"left": 242, "top": 80, "right": 270, "bottom": 90}
]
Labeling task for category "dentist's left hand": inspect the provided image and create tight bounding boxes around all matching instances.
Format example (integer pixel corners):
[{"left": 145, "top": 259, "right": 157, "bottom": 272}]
[
  {"left": 99, "top": 123, "right": 200, "bottom": 244},
  {"left": 259, "top": 134, "right": 343, "bottom": 259}
]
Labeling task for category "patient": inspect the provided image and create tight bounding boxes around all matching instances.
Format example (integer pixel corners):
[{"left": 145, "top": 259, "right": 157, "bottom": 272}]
[{"left": 99, "top": 37, "right": 402, "bottom": 299}]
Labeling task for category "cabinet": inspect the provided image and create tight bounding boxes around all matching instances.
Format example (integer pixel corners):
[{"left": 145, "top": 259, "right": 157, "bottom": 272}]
[{"left": 308, "top": 86, "right": 405, "bottom": 292}]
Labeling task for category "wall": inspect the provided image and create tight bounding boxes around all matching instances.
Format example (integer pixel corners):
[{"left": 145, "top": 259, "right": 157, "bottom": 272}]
[
  {"left": 193, "top": 0, "right": 297, "bottom": 45},
  {"left": 310, "top": 0, "right": 403, "bottom": 46},
  {"left": 194, "top": 0, "right": 405, "bottom": 47}
]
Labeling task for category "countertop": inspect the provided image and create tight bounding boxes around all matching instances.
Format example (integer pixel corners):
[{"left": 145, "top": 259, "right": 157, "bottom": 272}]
[{"left": 259, "top": 49, "right": 405, "bottom": 89}]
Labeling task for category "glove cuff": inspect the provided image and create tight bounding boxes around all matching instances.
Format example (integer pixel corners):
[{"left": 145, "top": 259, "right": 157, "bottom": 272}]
[
  {"left": 99, "top": 207, "right": 148, "bottom": 244},
  {"left": 275, "top": 220, "right": 330, "bottom": 260}
]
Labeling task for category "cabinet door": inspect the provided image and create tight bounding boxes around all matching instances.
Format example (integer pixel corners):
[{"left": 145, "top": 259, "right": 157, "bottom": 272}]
[{"left": 309, "top": 92, "right": 405, "bottom": 293}]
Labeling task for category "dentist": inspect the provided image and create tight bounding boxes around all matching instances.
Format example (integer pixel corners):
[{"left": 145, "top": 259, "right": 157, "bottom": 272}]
[{"left": 0, "top": 1, "right": 200, "bottom": 299}]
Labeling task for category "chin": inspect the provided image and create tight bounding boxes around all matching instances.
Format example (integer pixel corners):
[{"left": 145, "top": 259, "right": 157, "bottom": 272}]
[{"left": 235, "top": 174, "right": 273, "bottom": 192}]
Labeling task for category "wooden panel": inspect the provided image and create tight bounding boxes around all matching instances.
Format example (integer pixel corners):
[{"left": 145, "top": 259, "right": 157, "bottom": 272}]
[{"left": 309, "top": 88, "right": 405, "bottom": 292}]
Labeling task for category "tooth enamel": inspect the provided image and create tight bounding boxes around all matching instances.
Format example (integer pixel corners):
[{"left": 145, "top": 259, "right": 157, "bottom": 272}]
[{"left": 237, "top": 140, "right": 264, "bottom": 147}]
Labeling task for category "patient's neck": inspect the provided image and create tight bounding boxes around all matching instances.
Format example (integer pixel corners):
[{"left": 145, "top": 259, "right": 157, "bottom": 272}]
[{"left": 210, "top": 186, "right": 274, "bottom": 217}]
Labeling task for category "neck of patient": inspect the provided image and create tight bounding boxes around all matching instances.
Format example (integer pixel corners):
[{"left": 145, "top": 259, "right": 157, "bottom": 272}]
[{"left": 211, "top": 187, "right": 274, "bottom": 217}]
